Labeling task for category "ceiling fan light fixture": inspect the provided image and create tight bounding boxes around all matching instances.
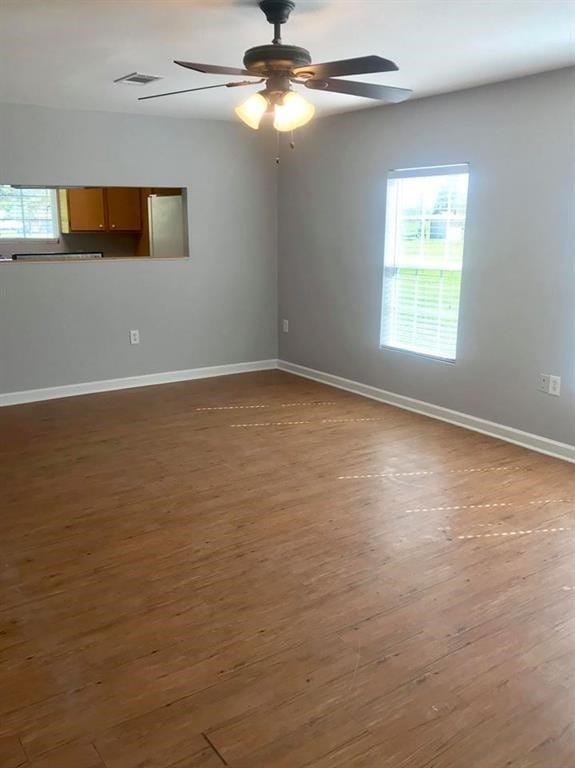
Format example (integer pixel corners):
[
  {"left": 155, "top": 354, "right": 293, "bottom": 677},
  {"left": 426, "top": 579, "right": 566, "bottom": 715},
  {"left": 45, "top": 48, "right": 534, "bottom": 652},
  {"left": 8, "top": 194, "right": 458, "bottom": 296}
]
[
  {"left": 273, "top": 91, "right": 315, "bottom": 132},
  {"left": 235, "top": 92, "right": 269, "bottom": 130},
  {"left": 145, "top": 2, "right": 411, "bottom": 137}
]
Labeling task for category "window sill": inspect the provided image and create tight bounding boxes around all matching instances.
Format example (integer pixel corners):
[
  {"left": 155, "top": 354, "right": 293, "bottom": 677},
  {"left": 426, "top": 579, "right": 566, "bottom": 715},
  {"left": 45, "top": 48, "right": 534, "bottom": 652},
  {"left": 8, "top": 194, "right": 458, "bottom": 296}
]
[
  {"left": 0, "top": 238, "right": 60, "bottom": 243},
  {"left": 379, "top": 344, "right": 456, "bottom": 365}
]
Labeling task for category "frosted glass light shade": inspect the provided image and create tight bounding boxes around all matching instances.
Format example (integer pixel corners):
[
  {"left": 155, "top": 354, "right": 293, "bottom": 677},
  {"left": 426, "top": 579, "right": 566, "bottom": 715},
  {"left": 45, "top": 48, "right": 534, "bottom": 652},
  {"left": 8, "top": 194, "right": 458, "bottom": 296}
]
[
  {"left": 235, "top": 93, "right": 269, "bottom": 130},
  {"left": 273, "top": 92, "right": 315, "bottom": 132}
]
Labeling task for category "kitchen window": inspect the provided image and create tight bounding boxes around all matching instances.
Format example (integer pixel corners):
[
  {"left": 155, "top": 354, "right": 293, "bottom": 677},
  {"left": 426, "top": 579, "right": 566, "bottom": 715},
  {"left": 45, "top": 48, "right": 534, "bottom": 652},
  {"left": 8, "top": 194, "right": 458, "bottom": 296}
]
[
  {"left": 0, "top": 186, "right": 59, "bottom": 239},
  {"left": 380, "top": 164, "right": 469, "bottom": 361}
]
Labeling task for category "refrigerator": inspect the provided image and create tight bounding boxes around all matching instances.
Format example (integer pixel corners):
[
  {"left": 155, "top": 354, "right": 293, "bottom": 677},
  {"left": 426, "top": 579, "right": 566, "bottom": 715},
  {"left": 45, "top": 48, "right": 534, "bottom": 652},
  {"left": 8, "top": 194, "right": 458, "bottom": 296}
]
[{"left": 147, "top": 195, "right": 186, "bottom": 259}]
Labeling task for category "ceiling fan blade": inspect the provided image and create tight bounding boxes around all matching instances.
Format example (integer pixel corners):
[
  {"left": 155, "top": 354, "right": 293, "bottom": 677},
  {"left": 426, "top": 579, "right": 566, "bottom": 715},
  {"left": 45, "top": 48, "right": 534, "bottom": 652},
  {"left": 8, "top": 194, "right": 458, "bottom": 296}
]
[
  {"left": 138, "top": 81, "right": 258, "bottom": 101},
  {"left": 305, "top": 78, "right": 412, "bottom": 103},
  {"left": 175, "top": 60, "right": 253, "bottom": 77},
  {"left": 293, "top": 55, "right": 398, "bottom": 80}
]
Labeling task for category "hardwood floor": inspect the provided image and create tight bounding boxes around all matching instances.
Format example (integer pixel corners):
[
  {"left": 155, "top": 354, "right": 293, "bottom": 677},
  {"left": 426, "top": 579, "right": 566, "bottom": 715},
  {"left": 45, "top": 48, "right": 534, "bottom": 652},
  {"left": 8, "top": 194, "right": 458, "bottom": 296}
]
[{"left": 1, "top": 370, "right": 574, "bottom": 767}]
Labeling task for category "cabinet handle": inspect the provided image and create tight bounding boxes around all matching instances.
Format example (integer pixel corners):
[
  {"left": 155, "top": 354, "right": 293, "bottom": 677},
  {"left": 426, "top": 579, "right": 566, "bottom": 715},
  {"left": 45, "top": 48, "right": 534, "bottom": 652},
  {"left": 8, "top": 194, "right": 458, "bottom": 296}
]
[
  {"left": 99, "top": 224, "right": 104, "bottom": 228},
  {"left": 111, "top": 224, "right": 116, "bottom": 228}
]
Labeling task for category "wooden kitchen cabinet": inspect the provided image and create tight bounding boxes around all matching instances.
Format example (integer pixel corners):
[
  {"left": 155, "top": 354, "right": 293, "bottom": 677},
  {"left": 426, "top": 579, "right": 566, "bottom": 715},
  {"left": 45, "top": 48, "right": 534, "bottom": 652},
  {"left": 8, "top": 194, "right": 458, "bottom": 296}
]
[
  {"left": 106, "top": 188, "right": 142, "bottom": 231},
  {"left": 59, "top": 188, "right": 106, "bottom": 232},
  {"left": 58, "top": 187, "right": 142, "bottom": 233}
]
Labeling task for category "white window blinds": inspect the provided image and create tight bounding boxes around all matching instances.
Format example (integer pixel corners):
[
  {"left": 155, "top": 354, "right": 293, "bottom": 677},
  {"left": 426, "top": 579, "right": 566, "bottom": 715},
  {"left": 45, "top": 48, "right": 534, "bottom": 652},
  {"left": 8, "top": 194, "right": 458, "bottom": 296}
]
[
  {"left": 380, "top": 164, "right": 469, "bottom": 361},
  {"left": 0, "top": 186, "right": 59, "bottom": 239}
]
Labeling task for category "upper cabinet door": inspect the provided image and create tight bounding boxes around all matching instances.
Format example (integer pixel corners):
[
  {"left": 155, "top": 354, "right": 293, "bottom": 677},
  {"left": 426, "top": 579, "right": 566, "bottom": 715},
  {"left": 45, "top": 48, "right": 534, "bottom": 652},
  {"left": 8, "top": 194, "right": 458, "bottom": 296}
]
[
  {"left": 65, "top": 188, "right": 106, "bottom": 231},
  {"left": 106, "top": 188, "right": 142, "bottom": 232}
]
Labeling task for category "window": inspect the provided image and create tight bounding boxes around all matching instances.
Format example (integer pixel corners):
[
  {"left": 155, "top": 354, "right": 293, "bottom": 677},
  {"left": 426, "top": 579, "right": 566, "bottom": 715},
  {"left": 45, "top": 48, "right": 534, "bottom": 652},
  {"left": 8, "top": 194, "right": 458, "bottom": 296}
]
[
  {"left": 0, "top": 186, "right": 59, "bottom": 239},
  {"left": 380, "top": 164, "right": 469, "bottom": 361}
]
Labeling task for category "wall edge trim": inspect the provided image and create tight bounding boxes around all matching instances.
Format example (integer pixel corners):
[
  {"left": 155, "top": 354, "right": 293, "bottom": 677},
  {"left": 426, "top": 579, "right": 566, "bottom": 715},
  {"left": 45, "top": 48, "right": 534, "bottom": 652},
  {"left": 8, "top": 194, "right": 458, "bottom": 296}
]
[
  {"left": 278, "top": 359, "right": 575, "bottom": 464},
  {"left": 0, "top": 359, "right": 279, "bottom": 406}
]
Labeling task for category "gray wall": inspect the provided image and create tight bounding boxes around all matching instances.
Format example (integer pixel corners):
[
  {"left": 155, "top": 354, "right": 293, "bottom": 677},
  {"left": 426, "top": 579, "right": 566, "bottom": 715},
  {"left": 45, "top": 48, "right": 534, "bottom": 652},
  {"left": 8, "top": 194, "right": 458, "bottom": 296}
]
[
  {"left": 0, "top": 103, "right": 278, "bottom": 393},
  {"left": 278, "top": 68, "right": 575, "bottom": 446}
]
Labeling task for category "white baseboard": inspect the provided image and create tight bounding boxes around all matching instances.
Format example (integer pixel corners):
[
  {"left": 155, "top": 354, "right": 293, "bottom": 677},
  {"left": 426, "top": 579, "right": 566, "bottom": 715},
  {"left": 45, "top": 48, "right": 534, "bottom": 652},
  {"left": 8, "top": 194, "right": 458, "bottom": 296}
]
[
  {"left": 0, "top": 359, "right": 279, "bottom": 407},
  {"left": 278, "top": 360, "right": 575, "bottom": 465},
  {"left": 4, "top": 356, "right": 573, "bottom": 465}
]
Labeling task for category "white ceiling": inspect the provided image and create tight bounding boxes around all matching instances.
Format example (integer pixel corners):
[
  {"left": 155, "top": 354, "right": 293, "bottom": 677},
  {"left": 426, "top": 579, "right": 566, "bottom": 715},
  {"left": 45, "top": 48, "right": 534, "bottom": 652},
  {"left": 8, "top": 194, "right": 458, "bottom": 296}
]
[{"left": 1, "top": 0, "right": 574, "bottom": 121}]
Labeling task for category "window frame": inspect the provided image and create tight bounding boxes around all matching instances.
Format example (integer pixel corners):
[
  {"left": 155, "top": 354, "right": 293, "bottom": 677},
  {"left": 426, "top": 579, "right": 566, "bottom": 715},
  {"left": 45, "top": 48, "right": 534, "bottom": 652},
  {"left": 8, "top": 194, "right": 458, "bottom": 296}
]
[
  {"left": 0, "top": 186, "right": 60, "bottom": 242},
  {"left": 379, "top": 163, "right": 470, "bottom": 363}
]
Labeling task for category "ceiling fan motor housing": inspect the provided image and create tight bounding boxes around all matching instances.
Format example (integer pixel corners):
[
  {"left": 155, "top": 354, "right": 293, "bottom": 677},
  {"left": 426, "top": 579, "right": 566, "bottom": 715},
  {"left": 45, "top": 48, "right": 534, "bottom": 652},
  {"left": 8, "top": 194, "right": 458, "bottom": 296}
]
[{"left": 243, "top": 44, "right": 312, "bottom": 76}]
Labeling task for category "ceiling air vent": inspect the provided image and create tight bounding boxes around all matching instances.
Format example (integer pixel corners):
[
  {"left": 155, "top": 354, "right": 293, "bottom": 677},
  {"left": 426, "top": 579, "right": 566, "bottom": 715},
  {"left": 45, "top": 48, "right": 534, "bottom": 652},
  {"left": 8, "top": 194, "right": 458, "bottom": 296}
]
[{"left": 114, "top": 72, "right": 163, "bottom": 86}]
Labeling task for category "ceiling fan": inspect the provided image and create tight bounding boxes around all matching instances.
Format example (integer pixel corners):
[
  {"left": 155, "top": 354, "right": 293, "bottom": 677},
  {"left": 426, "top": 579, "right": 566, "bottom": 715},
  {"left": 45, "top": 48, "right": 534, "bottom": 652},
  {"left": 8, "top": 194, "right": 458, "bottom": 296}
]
[{"left": 139, "top": 0, "right": 412, "bottom": 133}]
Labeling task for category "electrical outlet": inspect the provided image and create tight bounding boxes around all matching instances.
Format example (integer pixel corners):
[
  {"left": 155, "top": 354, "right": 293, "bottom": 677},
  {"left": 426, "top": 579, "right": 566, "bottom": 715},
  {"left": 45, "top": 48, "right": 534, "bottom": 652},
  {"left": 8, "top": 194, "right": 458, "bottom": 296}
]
[
  {"left": 549, "top": 375, "right": 561, "bottom": 397},
  {"left": 539, "top": 373, "right": 561, "bottom": 396},
  {"left": 129, "top": 329, "right": 140, "bottom": 345},
  {"left": 282, "top": 319, "right": 289, "bottom": 333}
]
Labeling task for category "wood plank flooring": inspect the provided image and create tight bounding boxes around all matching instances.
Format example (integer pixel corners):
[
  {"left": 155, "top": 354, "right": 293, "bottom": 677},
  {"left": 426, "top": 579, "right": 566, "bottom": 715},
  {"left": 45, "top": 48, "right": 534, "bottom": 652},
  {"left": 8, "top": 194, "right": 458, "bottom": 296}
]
[{"left": 1, "top": 370, "right": 574, "bottom": 767}]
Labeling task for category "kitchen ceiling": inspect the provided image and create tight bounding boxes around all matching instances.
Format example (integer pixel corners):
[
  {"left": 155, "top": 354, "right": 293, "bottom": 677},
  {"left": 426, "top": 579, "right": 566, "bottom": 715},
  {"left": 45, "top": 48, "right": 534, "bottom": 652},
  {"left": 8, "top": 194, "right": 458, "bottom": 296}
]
[{"left": 0, "top": 0, "right": 573, "bottom": 121}]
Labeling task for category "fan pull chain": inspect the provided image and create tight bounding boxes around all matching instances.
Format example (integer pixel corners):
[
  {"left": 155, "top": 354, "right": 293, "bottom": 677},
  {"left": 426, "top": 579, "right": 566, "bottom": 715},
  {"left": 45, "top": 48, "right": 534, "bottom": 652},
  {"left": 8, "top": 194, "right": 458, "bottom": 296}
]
[{"left": 275, "top": 131, "right": 297, "bottom": 164}]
